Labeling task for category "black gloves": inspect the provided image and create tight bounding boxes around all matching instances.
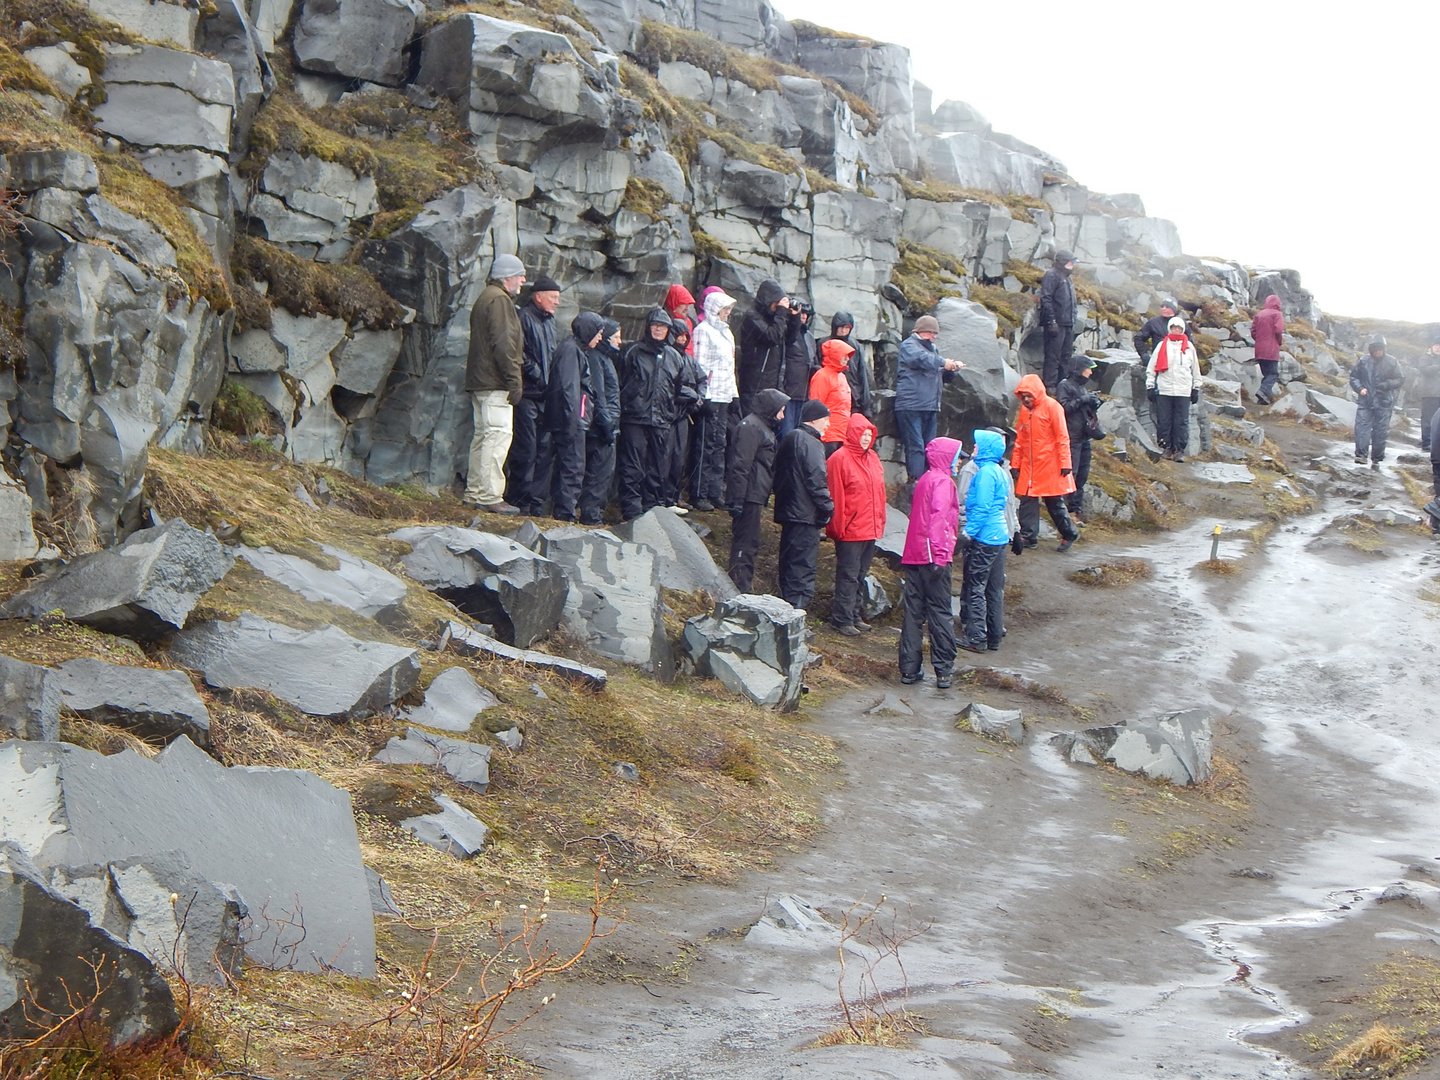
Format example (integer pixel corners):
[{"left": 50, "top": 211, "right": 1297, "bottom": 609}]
[
  {"left": 1147, "top": 388, "right": 1158, "bottom": 404},
  {"left": 1046, "top": 321, "right": 1059, "bottom": 333},
  {"left": 1011, "top": 533, "right": 1025, "bottom": 555},
  {"left": 1190, "top": 389, "right": 1200, "bottom": 404},
  {"left": 957, "top": 532, "right": 972, "bottom": 552},
  {"left": 1010, "top": 467, "right": 1020, "bottom": 482},
  {"left": 1061, "top": 468, "right": 1072, "bottom": 477}
]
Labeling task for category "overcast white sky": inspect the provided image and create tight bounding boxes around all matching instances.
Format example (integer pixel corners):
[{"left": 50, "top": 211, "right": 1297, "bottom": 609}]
[{"left": 778, "top": 0, "right": 1438, "bottom": 323}]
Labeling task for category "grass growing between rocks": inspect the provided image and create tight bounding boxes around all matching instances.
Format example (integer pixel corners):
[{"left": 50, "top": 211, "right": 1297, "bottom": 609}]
[
  {"left": 1067, "top": 558, "right": 1153, "bottom": 587},
  {"left": 890, "top": 239, "right": 966, "bottom": 314}
]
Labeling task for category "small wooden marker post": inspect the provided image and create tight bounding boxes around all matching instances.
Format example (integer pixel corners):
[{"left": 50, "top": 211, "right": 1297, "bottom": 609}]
[{"left": 1209, "top": 524, "right": 1222, "bottom": 561}]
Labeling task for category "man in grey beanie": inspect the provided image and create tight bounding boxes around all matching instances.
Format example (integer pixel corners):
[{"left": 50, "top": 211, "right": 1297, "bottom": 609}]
[{"left": 464, "top": 253, "right": 526, "bottom": 513}]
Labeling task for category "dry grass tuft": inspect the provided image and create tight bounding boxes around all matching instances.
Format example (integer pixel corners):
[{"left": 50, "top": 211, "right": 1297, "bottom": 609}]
[
  {"left": 1327, "top": 1022, "right": 1417, "bottom": 1072},
  {"left": 1068, "top": 558, "right": 1153, "bottom": 587},
  {"left": 1197, "top": 558, "right": 1241, "bottom": 576}
]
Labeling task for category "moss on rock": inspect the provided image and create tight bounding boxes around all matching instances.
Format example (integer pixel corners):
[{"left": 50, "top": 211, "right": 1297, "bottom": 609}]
[{"left": 231, "top": 234, "right": 404, "bottom": 330}]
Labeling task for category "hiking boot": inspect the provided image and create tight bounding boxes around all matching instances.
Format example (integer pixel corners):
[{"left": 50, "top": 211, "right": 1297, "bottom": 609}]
[
  {"left": 833, "top": 623, "right": 861, "bottom": 637},
  {"left": 987, "top": 643, "right": 1001, "bottom": 651},
  {"left": 1354, "top": 454, "right": 1367, "bottom": 464},
  {"left": 855, "top": 620, "right": 873, "bottom": 632},
  {"left": 1024, "top": 537, "right": 1039, "bottom": 549},
  {"left": 691, "top": 498, "right": 716, "bottom": 511},
  {"left": 900, "top": 672, "right": 923, "bottom": 685},
  {"left": 471, "top": 501, "right": 520, "bottom": 515},
  {"left": 1056, "top": 537, "right": 1076, "bottom": 553},
  {"left": 959, "top": 641, "right": 987, "bottom": 654},
  {"left": 1172, "top": 453, "right": 1185, "bottom": 463},
  {"left": 935, "top": 675, "right": 952, "bottom": 689}
]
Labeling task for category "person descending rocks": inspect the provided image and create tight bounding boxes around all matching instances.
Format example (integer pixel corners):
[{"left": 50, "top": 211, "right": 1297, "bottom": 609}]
[
  {"left": 1250, "top": 294, "right": 1286, "bottom": 405},
  {"left": 898, "top": 437, "right": 967, "bottom": 688},
  {"left": 959, "top": 428, "right": 1014, "bottom": 654},
  {"left": 725, "top": 388, "right": 790, "bottom": 593},
  {"left": 1145, "top": 315, "right": 1203, "bottom": 462},
  {"left": 1055, "top": 357, "right": 1103, "bottom": 523},
  {"left": 771, "top": 399, "right": 834, "bottom": 611},
  {"left": 809, "top": 338, "right": 854, "bottom": 458},
  {"left": 1350, "top": 334, "right": 1404, "bottom": 466},
  {"left": 825, "top": 412, "right": 886, "bottom": 636},
  {"left": 1039, "top": 249, "right": 1078, "bottom": 388},
  {"left": 1013, "top": 373, "right": 1080, "bottom": 552}
]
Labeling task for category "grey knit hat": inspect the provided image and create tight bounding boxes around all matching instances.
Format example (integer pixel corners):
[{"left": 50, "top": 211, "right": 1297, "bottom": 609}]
[{"left": 489, "top": 253, "right": 525, "bottom": 280}]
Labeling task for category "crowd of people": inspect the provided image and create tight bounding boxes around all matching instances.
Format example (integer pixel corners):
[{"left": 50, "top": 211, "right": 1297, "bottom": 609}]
[{"left": 464, "top": 249, "right": 1426, "bottom": 685}]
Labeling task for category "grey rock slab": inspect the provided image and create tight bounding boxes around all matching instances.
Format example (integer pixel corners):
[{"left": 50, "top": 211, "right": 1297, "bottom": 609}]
[
  {"left": 96, "top": 44, "right": 236, "bottom": 152},
  {"left": 23, "top": 44, "right": 94, "bottom": 98},
  {"left": 539, "top": 526, "right": 673, "bottom": 678},
  {"left": 400, "top": 793, "right": 489, "bottom": 858},
  {"left": 0, "top": 653, "right": 62, "bottom": 742},
  {"left": 440, "top": 619, "right": 606, "bottom": 688},
  {"left": 1051, "top": 709, "right": 1213, "bottom": 785},
  {"left": 933, "top": 297, "right": 1012, "bottom": 436},
  {"left": 1186, "top": 462, "right": 1255, "bottom": 485},
  {"left": 238, "top": 544, "right": 408, "bottom": 619},
  {"left": 493, "top": 727, "right": 522, "bottom": 751},
  {"left": 860, "top": 575, "right": 891, "bottom": 621},
  {"left": 85, "top": 0, "right": 198, "bottom": 47},
  {"left": 0, "top": 842, "right": 181, "bottom": 1044},
  {"left": 865, "top": 693, "right": 913, "bottom": 717},
  {"left": 374, "top": 726, "right": 491, "bottom": 793},
  {"left": 682, "top": 594, "right": 809, "bottom": 711},
  {"left": 0, "top": 737, "right": 375, "bottom": 976},
  {"left": 744, "top": 894, "right": 840, "bottom": 949},
  {"left": 169, "top": 613, "right": 420, "bottom": 718},
  {"left": 366, "top": 866, "right": 398, "bottom": 916},
  {"left": 7, "top": 148, "right": 98, "bottom": 193},
  {"left": 875, "top": 503, "right": 910, "bottom": 568},
  {"left": 1306, "top": 389, "right": 1358, "bottom": 427},
  {"left": 293, "top": 0, "right": 422, "bottom": 85},
  {"left": 47, "top": 852, "right": 245, "bottom": 985},
  {"left": 400, "top": 666, "right": 498, "bottom": 733},
  {"left": 958, "top": 702, "right": 1024, "bottom": 742},
  {"left": 391, "top": 526, "right": 568, "bottom": 648},
  {"left": 0, "top": 519, "right": 234, "bottom": 642},
  {"left": 0, "top": 476, "right": 38, "bottom": 560},
  {"left": 615, "top": 506, "right": 737, "bottom": 599},
  {"left": 53, "top": 657, "right": 212, "bottom": 748}
]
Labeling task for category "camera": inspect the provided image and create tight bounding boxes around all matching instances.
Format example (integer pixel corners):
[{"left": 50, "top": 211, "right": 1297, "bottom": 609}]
[{"left": 793, "top": 301, "right": 814, "bottom": 318}]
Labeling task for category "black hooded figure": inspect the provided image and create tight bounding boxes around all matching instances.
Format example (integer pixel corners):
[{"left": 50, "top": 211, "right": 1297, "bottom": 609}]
[
  {"left": 737, "top": 278, "right": 791, "bottom": 413},
  {"left": 663, "top": 323, "right": 706, "bottom": 507},
  {"left": 726, "top": 387, "right": 791, "bottom": 593},
  {"left": 617, "top": 309, "right": 681, "bottom": 519},
  {"left": 578, "top": 318, "right": 622, "bottom": 525},
  {"left": 827, "top": 309, "right": 872, "bottom": 419},
  {"left": 1038, "top": 249, "right": 1078, "bottom": 390},
  {"left": 536, "top": 311, "right": 601, "bottom": 521},
  {"left": 1350, "top": 334, "right": 1405, "bottom": 465}
]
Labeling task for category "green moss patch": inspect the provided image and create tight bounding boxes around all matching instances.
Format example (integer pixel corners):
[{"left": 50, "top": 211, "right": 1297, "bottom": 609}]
[
  {"left": 231, "top": 234, "right": 405, "bottom": 330},
  {"left": 969, "top": 282, "right": 1034, "bottom": 333},
  {"left": 899, "top": 175, "right": 1048, "bottom": 225},
  {"left": 620, "top": 176, "right": 673, "bottom": 220},
  {"left": 890, "top": 239, "right": 966, "bottom": 314}
]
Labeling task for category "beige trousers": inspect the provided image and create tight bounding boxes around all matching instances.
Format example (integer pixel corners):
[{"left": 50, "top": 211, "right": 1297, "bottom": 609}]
[{"left": 464, "top": 390, "right": 513, "bottom": 504}]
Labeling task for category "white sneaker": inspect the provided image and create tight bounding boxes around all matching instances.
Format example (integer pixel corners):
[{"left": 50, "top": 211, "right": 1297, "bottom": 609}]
[{"left": 670, "top": 505, "right": 689, "bottom": 515}]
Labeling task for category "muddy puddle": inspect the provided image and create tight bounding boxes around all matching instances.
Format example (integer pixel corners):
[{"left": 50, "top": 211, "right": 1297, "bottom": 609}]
[{"left": 517, "top": 442, "right": 1440, "bottom": 1079}]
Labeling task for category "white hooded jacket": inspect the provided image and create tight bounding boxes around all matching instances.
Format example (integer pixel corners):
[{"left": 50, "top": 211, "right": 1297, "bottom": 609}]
[
  {"left": 1146, "top": 316, "right": 1203, "bottom": 397},
  {"left": 693, "top": 291, "right": 738, "bottom": 402}
]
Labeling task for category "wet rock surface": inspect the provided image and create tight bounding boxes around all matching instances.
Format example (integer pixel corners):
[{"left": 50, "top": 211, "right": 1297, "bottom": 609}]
[
  {"left": 958, "top": 701, "right": 1024, "bottom": 742},
  {"left": 0, "top": 520, "right": 234, "bottom": 641},
  {"left": 373, "top": 726, "right": 492, "bottom": 794},
  {"left": 439, "top": 619, "right": 607, "bottom": 689},
  {"left": 392, "top": 526, "right": 569, "bottom": 648},
  {"left": 169, "top": 612, "right": 420, "bottom": 717},
  {"left": 0, "top": 737, "right": 375, "bottom": 977},
  {"left": 1051, "top": 709, "right": 1213, "bottom": 785},
  {"left": 682, "top": 594, "right": 810, "bottom": 711}
]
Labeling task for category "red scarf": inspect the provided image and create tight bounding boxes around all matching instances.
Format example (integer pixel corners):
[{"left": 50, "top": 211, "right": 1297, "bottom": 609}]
[{"left": 1155, "top": 332, "right": 1190, "bottom": 373}]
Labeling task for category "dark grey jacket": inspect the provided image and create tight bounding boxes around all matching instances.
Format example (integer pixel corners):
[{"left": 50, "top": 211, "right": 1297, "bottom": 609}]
[{"left": 1039, "top": 267, "right": 1076, "bottom": 327}]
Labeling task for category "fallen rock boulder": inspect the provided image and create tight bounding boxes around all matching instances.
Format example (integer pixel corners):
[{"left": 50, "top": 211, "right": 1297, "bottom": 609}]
[
  {"left": 614, "top": 508, "right": 737, "bottom": 599},
  {"left": 46, "top": 852, "right": 245, "bottom": 986},
  {"left": 0, "top": 653, "right": 62, "bottom": 742},
  {"left": 391, "top": 526, "right": 568, "bottom": 648},
  {"left": 0, "top": 737, "right": 375, "bottom": 976},
  {"left": 957, "top": 702, "right": 1024, "bottom": 742},
  {"left": 293, "top": 0, "right": 422, "bottom": 86},
  {"left": 169, "top": 613, "right": 419, "bottom": 718},
  {"left": 0, "top": 842, "right": 181, "bottom": 1045},
  {"left": 865, "top": 693, "right": 913, "bottom": 717},
  {"left": 682, "top": 594, "right": 810, "bottom": 711},
  {"left": 400, "top": 793, "right": 490, "bottom": 858},
  {"left": 53, "top": 657, "right": 212, "bottom": 748},
  {"left": 239, "top": 544, "right": 408, "bottom": 619},
  {"left": 374, "top": 727, "right": 492, "bottom": 794},
  {"left": 539, "top": 526, "right": 673, "bottom": 678},
  {"left": 744, "top": 894, "right": 839, "bottom": 948},
  {"left": 875, "top": 504, "right": 910, "bottom": 568},
  {"left": 400, "top": 667, "right": 498, "bottom": 733},
  {"left": 860, "top": 575, "right": 892, "bottom": 621},
  {"left": 1050, "top": 709, "right": 1213, "bottom": 785},
  {"left": 0, "top": 520, "right": 234, "bottom": 641},
  {"left": 439, "top": 619, "right": 607, "bottom": 690}
]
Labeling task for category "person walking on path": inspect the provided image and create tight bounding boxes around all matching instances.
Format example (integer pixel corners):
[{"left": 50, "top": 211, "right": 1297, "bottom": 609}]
[
  {"left": 540, "top": 312, "right": 601, "bottom": 522},
  {"left": 1146, "top": 316, "right": 1203, "bottom": 462},
  {"left": 959, "top": 429, "right": 1013, "bottom": 653},
  {"left": 725, "top": 388, "right": 790, "bottom": 592},
  {"left": 463, "top": 253, "right": 525, "bottom": 514},
  {"left": 1250, "top": 295, "right": 1286, "bottom": 405},
  {"left": 1013, "top": 373, "right": 1079, "bottom": 551},
  {"left": 1417, "top": 333, "right": 1440, "bottom": 454},
  {"left": 894, "top": 314, "right": 965, "bottom": 481},
  {"left": 691, "top": 290, "right": 738, "bottom": 510},
  {"left": 506, "top": 275, "right": 561, "bottom": 514},
  {"left": 1039, "top": 249, "right": 1078, "bottom": 388},
  {"left": 1351, "top": 334, "right": 1404, "bottom": 466},
  {"left": 825, "top": 412, "right": 886, "bottom": 636},
  {"left": 1055, "top": 358, "right": 1102, "bottom": 522},
  {"left": 577, "top": 319, "right": 621, "bottom": 526},
  {"left": 772, "top": 400, "right": 833, "bottom": 611},
  {"left": 1133, "top": 299, "right": 1179, "bottom": 368},
  {"left": 617, "top": 309, "right": 680, "bottom": 520},
  {"left": 737, "top": 278, "right": 792, "bottom": 413},
  {"left": 809, "top": 338, "right": 854, "bottom": 458},
  {"left": 827, "top": 310, "right": 872, "bottom": 419},
  {"left": 898, "top": 437, "right": 966, "bottom": 688}
]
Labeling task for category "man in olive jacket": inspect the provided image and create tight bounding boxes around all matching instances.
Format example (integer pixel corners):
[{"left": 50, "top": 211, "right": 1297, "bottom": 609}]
[{"left": 464, "top": 253, "right": 526, "bottom": 513}]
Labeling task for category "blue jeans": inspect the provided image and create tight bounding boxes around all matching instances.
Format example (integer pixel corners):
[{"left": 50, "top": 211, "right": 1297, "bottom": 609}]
[{"left": 894, "top": 409, "right": 937, "bottom": 481}]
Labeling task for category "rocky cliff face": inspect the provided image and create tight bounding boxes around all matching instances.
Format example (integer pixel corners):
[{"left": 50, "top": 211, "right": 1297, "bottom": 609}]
[{"left": 0, "top": 0, "right": 1341, "bottom": 549}]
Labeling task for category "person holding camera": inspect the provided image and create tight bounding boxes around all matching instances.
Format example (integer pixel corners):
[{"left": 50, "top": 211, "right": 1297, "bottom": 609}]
[
  {"left": 738, "top": 278, "right": 793, "bottom": 414},
  {"left": 778, "top": 301, "right": 818, "bottom": 435}
]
